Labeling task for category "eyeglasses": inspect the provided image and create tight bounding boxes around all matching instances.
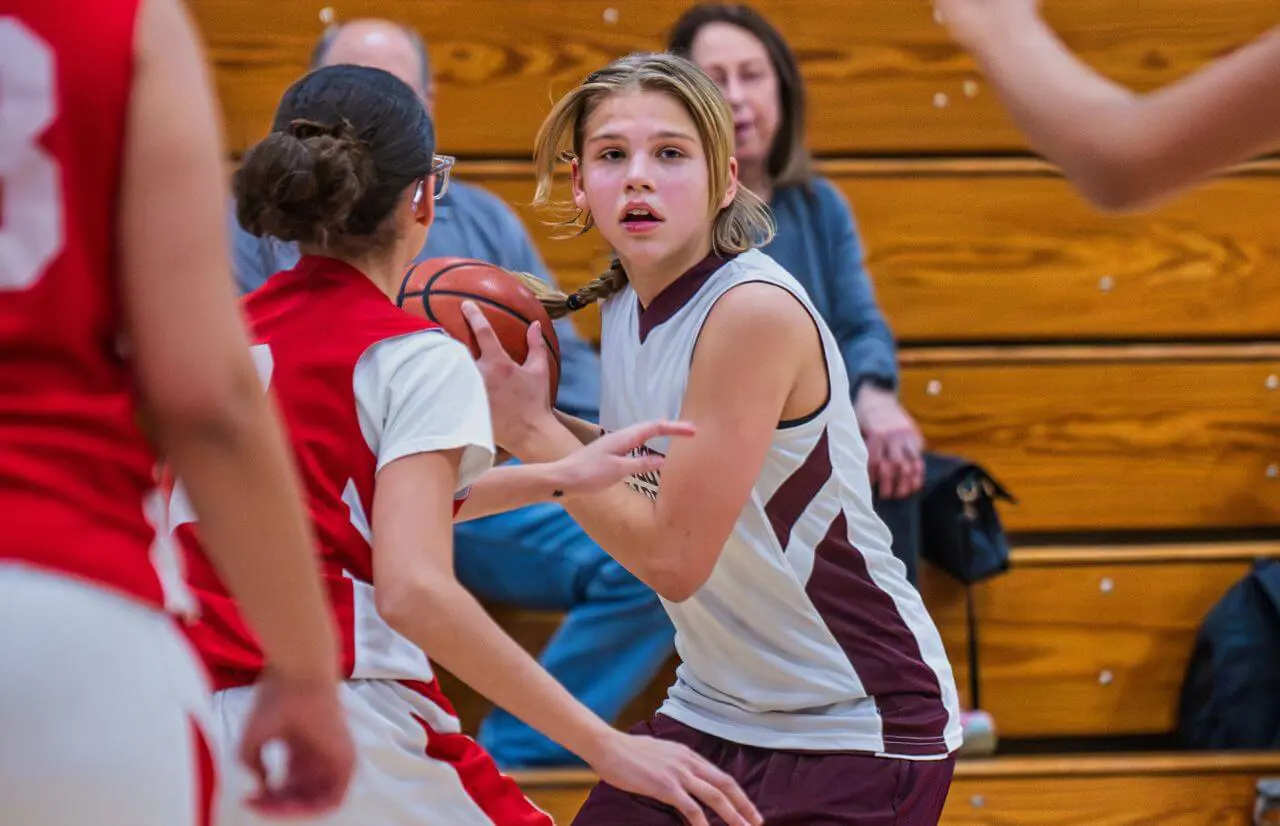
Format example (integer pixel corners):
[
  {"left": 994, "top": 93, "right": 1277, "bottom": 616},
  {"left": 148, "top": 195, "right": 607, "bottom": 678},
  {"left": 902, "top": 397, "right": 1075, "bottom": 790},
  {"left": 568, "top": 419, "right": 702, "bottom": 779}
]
[{"left": 428, "top": 154, "right": 455, "bottom": 201}]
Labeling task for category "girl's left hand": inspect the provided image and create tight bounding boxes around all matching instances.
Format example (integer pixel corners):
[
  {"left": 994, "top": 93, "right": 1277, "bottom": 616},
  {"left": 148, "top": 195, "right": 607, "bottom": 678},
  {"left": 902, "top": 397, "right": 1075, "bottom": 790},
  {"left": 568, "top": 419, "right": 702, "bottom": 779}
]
[
  {"left": 461, "top": 301, "right": 556, "bottom": 451},
  {"left": 551, "top": 419, "right": 696, "bottom": 496}
]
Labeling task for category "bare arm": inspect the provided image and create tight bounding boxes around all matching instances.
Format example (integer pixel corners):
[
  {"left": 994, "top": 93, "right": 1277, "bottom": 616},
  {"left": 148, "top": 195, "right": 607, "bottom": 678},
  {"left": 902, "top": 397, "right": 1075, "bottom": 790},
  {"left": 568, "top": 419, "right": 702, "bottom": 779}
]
[
  {"left": 372, "top": 449, "right": 759, "bottom": 826},
  {"left": 936, "top": 2, "right": 1280, "bottom": 210},
  {"left": 455, "top": 420, "right": 685, "bottom": 522},
  {"left": 119, "top": 0, "right": 335, "bottom": 682},
  {"left": 468, "top": 286, "right": 820, "bottom": 602},
  {"left": 373, "top": 450, "right": 618, "bottom": 759},
  {"left": 454, "top": 462, "right": 567, "bottom": 522}
]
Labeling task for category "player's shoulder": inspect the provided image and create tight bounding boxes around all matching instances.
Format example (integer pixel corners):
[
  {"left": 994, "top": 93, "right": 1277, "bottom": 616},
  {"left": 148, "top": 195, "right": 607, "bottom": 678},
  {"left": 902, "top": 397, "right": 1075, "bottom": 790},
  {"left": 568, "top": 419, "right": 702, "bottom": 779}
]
[
  {"left": 353, "top": 328, "right": 482, "bottom": 418},
  {"left": 359, "top": 327, "right": 473, "bottom": 380},
  {"left": 706, "top": 255, "right": 814, "bottom": 342}
]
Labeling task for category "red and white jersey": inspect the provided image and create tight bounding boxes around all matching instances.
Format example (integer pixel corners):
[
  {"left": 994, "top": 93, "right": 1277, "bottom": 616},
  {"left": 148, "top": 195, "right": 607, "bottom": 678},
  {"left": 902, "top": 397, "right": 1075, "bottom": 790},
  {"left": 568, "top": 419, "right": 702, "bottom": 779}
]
[
  {"left": 599, "top": 249, "right": 962, "bottom": 759},
  {"left": 0, "top": 0, "right": 187, "bottom": 611},
  {"left": 172, "top": 256, "right": 493, "bottom": 691}
]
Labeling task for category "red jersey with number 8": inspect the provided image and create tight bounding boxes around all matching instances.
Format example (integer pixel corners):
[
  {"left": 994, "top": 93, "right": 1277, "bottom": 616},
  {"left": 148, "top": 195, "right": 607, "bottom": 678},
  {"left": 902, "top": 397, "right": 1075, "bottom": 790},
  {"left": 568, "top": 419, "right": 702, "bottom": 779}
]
[{"left": 0, "top": 1, "right": 186, "bottom": 613}]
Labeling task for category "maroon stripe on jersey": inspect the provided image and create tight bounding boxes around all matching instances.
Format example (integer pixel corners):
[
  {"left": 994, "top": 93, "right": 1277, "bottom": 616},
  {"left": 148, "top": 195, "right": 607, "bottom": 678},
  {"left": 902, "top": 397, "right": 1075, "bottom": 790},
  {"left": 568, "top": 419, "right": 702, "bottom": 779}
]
[
  {"left": 806, "top": 511, "right": 951, "bottom": 756},
  {"left": 764, "top": 428, "right": 832, "bottom": 551}
]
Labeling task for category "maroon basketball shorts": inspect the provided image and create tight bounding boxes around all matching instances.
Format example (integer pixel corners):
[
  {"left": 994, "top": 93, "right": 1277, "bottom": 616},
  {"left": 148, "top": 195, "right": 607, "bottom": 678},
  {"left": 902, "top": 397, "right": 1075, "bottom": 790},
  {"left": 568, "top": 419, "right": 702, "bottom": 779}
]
[{"left": 572, "top": 715, "right": 955, "bottom": 825}]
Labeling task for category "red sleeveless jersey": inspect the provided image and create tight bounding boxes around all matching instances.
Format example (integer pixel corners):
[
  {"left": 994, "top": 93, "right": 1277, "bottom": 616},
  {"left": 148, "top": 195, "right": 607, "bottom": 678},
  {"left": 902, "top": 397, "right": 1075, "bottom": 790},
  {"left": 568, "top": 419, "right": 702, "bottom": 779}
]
[
  {"left": 177, "top": 257, "right": 456, "bottom": 690},
  {"left": 0, "top": 0, "right": 179, "bottom": 609}
]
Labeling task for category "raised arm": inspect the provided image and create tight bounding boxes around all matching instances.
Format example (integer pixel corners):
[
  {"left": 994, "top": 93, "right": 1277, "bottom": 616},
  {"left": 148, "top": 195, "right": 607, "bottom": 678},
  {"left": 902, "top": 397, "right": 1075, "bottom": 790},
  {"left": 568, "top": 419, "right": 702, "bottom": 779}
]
[
  {"left": 935, "top": 1, "right": 1280, "bottom": 211},
  {"left": 118, "top": 0, "right": 350, "bottom": 811},
  {"left": 465, "top": 284, "right": 825, "bottom": 603}
]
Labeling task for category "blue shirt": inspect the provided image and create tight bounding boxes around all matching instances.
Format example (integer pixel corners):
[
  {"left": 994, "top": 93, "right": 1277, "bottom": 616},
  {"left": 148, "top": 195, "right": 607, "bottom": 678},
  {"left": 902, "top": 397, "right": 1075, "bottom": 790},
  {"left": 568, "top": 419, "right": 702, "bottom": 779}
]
[
  {"left": 230, "top": 179, "right": 602, "bottom": 422},
  {"left": 761, "top": 177, "right": 899, "bottom": 392}
]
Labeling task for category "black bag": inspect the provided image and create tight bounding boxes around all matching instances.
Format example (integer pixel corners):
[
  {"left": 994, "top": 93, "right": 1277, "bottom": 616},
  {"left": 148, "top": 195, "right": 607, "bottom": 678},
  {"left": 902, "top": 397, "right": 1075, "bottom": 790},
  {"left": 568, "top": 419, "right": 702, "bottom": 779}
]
[
  {"left": 919, "top": 453, "right": 1016, "bottom": 585},
  {"left": 917, "top": 453, "right": 1015, "bottom": 712},
  {"left": 1177, "top": 560, "right": 1280, "bottom": 750}
]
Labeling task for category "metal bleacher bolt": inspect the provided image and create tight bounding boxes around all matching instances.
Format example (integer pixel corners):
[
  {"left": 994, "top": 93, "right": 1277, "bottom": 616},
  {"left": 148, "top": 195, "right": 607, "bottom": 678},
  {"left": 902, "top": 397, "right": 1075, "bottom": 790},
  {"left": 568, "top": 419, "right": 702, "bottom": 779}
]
[
  {"left": 1100, "top": 577, "right": 1114, "bottom": 594},
  {"left": 933, "top": 92, "right": 949, "bottom": 109},
  {"left": 970, "top": 795, "right": 986, "bottom": 808},
  {"left": 1266, "top": 374, "right": 1278, "bottom": 390},
  {"left": 1268, "top": 464, "right": 1279, "bottom": 479},
  {"left": 964, "top": 80, "right": 979, "bottom": 98},
  {"left": 1099, "top": 275, "right": 1115, "bottom": 292},
  {"left": 602, "top": 7, "right": 619, "bottom": 24},
  {"left": 1099, "top": 669, "right": 1114, "bottom": 685},
  {"left": 927, "top": 380, "right": 942, "bottom": 396},
  {"left": 318, "top": 6, "right": 334, "bottom": 24}
]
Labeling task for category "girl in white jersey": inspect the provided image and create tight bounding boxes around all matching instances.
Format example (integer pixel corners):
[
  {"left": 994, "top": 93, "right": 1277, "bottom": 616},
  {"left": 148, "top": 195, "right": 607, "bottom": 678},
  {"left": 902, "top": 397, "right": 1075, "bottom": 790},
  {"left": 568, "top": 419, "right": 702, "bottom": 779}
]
[{"left": 464, "top": 52, "right": 962, "bottom": 824}]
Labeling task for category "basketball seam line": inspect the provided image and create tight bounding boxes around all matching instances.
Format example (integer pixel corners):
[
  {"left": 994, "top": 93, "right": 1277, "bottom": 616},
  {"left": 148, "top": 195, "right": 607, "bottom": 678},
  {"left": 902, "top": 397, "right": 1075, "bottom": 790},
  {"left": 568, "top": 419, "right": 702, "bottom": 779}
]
[{"left": 406, "top": 290, "right": 561, "bottom": 368}]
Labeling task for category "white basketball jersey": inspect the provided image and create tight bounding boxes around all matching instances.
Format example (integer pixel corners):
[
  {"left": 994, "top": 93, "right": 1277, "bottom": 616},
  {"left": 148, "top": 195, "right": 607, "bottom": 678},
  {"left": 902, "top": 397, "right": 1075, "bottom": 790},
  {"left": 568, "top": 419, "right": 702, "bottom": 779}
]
[{"left": 598, "top": 248, "right": 962, "bottom": 759}]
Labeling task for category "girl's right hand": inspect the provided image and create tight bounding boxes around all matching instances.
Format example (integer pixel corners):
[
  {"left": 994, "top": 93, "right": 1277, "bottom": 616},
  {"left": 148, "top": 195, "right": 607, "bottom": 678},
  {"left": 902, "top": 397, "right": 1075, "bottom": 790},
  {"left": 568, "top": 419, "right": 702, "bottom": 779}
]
[
  {"left": 238, "top": 671, "right": 355, "bottom": 817},
  {"left": 460, "top": 301, "right": 556, "bottom": 452},
  {"left": 589, "top": 731, "right": 763, "bottom": 826}
]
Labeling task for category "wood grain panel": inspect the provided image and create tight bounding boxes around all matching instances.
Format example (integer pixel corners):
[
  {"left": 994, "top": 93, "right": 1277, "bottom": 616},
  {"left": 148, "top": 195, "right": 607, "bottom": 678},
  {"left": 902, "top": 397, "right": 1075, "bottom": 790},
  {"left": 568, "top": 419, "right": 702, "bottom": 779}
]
[
  {"left": 191, "top": 0, "right": 1279, "bottom": 158},
  {"left": 939, "top": 771, "right": 1262, "bottom": 825},
  {"left": 900, "top": 354, "right": 1280, "bottom": 533},
  {"left": 453, "top": 160, "right": 1280, "bottom": 346},
  {"left": 841, "top": 161, "right": 1280, "bottom": 343},
  {"left": 968, "top": 560, "right": 1252, "bottom": 737}
]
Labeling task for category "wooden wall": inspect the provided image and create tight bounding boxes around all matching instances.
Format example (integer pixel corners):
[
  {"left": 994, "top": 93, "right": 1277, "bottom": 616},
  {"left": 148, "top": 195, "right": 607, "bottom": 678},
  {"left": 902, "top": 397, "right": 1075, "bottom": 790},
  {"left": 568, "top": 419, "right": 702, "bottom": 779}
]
[{"left": 194, "top": 1, "right": 1279, "bottom": 159}]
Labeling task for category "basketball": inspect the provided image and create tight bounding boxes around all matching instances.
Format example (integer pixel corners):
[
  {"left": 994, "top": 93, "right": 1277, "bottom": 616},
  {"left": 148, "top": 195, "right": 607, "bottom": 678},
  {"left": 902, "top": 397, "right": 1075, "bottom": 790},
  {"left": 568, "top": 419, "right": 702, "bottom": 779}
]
[{"left": 397, "top": 257, "right": 562, "bottom": 402}]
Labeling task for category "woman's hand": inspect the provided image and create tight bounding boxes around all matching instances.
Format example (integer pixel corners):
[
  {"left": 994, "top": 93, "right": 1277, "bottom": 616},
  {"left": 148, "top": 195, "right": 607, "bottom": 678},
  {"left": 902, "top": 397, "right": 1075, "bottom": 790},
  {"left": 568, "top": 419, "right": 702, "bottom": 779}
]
[
  {"left": 854, "top": 385, "right": 926, "bottom": 500},
  {"left": 550, "top": 419, "right": 695, "bottom": 496},
  {"left": 460, "top": 301, "right": 557, "bottom": 452}
]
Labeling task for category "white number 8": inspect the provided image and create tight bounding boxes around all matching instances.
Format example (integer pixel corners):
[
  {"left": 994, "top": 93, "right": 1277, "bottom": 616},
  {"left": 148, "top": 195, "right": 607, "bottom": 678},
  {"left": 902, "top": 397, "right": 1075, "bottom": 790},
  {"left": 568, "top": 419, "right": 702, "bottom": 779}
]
[{"left": 0, "top": 19, "right": 62, "bottom": 291}]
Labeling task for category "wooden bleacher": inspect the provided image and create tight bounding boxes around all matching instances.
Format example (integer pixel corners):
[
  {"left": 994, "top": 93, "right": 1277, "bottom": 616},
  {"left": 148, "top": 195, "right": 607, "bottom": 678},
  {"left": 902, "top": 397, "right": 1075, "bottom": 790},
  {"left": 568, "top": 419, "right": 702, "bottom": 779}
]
[
  {"left": 195, "top": 0, "right": 1278, "bottom": 159},
  {"left": 192, "top": 0, "right": 1280, "bottom": 821}
]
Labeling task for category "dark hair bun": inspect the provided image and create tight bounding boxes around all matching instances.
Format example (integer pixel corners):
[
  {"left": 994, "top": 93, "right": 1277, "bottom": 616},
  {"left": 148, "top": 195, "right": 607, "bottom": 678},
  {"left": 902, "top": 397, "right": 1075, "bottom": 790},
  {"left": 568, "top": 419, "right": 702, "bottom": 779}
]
[{"left": 234, "top": 118, "right": 377, "bottom": 245}]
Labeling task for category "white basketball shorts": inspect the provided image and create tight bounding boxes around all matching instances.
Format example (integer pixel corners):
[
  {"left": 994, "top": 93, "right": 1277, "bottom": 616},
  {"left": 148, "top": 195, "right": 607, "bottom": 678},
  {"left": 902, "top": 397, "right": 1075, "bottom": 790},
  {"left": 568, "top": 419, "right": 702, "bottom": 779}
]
[
  {"left": 211, "top": 678, "right": 552, "bottom": 826},
  {"left": 0, "top": 564, "right": 216, "bottom": 826}
]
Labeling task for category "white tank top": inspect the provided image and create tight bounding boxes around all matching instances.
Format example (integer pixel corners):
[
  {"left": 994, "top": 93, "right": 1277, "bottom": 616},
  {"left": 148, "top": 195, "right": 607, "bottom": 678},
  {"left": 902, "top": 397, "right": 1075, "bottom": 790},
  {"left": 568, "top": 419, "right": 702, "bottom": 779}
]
[{"left": 598, "top": 248, "right": 961, "bottom": 758}]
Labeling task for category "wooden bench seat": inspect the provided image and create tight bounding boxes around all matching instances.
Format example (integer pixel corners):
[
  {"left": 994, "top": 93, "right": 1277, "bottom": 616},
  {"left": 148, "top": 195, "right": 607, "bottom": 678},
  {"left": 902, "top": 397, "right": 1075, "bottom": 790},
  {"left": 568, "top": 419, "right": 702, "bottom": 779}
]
[
  {"left": 898, "top": 345, "right": 1280, "bottom": 533},
  {"left": 509, "top": 753, "right": 1280, "bottom": 824},
  {"left": 920, "top": 542, "right": 1280, "bottom": 739}
]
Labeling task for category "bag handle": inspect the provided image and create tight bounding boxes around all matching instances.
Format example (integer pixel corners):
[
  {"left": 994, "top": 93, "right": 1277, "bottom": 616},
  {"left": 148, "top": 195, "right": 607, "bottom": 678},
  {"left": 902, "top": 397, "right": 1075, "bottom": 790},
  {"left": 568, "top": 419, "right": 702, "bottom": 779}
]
[{"left": 960, "top": 480, "right": 984, "bottom": 711}]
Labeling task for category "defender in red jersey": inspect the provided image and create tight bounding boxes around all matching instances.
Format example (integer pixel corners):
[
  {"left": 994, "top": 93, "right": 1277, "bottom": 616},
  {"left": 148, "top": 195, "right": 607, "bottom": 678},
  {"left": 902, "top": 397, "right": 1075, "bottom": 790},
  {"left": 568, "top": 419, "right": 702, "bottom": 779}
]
[
  {"left": 0, "top": 0, "right": 353, "bottom": 823},
  {"left": 174, "top": 64, "right": 758, "bottom": 826}
]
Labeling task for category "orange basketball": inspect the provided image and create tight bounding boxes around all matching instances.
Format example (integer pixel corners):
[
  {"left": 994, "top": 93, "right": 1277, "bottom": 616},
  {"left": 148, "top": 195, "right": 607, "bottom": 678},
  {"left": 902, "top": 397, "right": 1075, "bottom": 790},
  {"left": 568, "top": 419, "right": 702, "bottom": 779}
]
[{"left": 396, "top": 257, "right": 561, "bottom": 403}]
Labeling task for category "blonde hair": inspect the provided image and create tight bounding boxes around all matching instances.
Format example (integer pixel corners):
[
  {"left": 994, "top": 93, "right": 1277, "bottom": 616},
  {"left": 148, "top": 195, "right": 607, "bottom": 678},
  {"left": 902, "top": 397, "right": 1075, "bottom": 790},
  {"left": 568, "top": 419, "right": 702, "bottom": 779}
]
[{"left": 527, "top": 52, "right": 775, "bottom": 319}]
